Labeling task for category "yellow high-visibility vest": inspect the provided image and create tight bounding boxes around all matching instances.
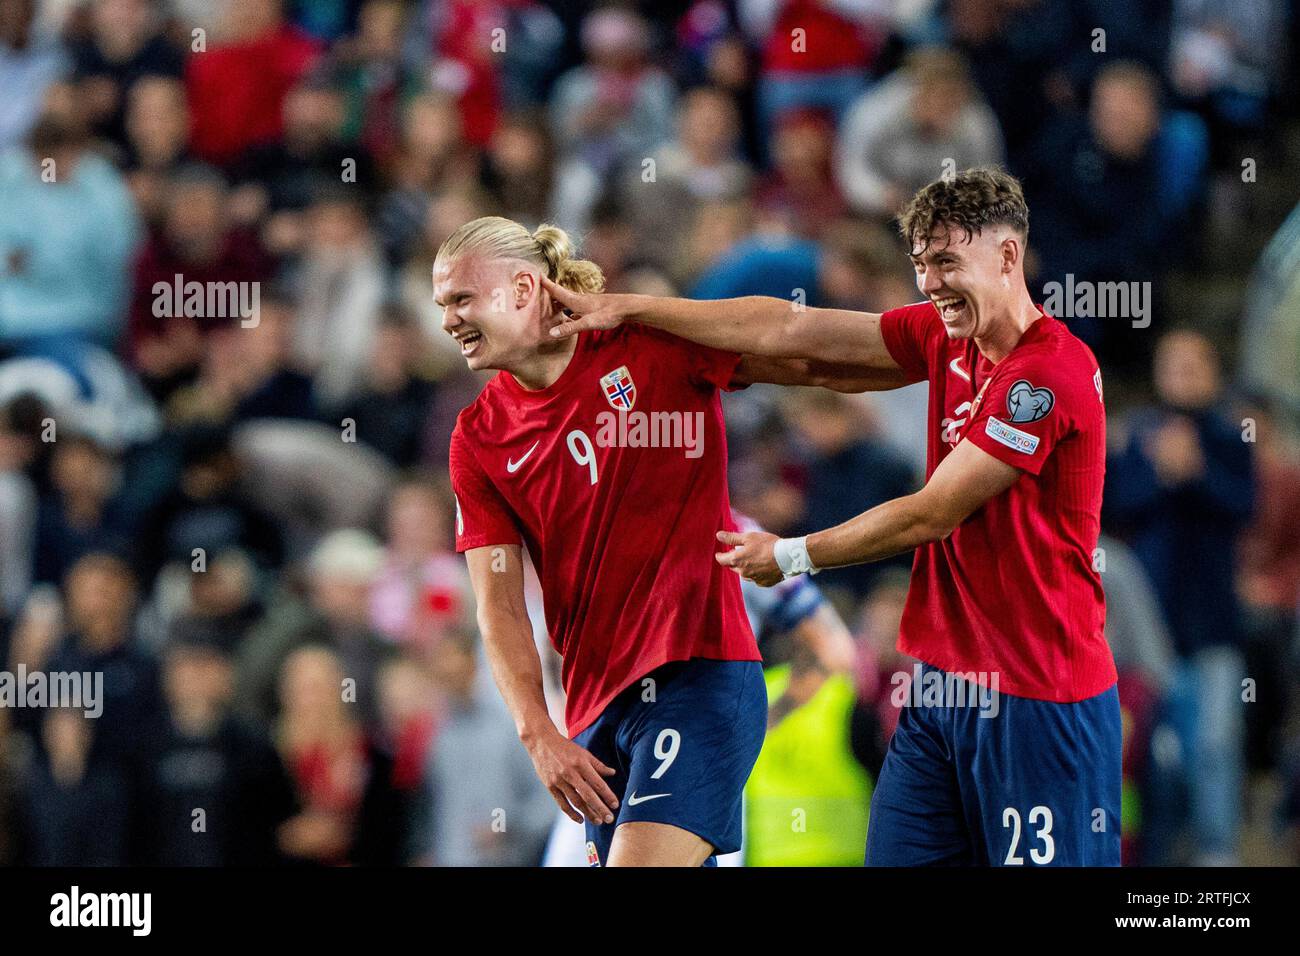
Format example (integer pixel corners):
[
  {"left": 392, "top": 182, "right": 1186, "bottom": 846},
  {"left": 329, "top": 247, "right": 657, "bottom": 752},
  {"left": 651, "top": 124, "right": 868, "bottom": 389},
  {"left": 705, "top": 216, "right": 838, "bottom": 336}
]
[{"left": 744, "top": 666, "right": 872, "bottom": 867}]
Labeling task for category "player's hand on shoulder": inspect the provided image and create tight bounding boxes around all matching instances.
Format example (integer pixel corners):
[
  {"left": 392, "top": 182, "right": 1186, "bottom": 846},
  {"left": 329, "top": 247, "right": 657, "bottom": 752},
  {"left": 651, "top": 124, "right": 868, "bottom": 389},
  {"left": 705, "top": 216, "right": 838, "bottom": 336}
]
[
  {"left": 523, "top": 725, "right": 619, "bottom": 825},
  {"left": 542, "top": 275, "right": 633, "bottom": 339},
  {"left": 716, "top": 529, "right": 783, "bottom": 587}
]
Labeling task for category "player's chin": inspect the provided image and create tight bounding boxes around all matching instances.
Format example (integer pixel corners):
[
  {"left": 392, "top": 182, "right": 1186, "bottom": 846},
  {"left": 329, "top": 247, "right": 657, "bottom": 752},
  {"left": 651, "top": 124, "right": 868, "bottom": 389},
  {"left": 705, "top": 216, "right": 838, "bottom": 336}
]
[{"left": 940, "top": 312, "right": 976, "bottom": 339}]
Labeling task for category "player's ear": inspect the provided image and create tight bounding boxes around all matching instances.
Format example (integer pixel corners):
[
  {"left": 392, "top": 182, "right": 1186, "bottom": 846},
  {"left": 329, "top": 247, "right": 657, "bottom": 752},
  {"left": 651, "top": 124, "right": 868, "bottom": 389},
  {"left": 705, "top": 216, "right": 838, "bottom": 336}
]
[
  {"left": 513, "top": 269, "right": 537, "bottom": 309},
  {"left": 1000, "top": 233, "right": 1021, "bottom": 275}
]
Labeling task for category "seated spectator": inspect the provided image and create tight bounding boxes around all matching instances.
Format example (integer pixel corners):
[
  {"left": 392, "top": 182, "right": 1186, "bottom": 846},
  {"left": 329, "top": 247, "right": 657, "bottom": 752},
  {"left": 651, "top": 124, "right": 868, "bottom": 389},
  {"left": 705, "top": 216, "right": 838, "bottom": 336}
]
[
  {"left": 136, "top": 424, "right": 285, "bottom": 582},
  {"left": 274, "top": 644, "right": 405, "bottom": 865},
  {"left": 185, "top": 0, "right": 321, "bottom": 166},
  {"left": 1022, "top": 61, "right": 1171, "bottom": 366},
  {"left": 625, "top": 85, "right": 752, "bottom": 270},
  {"left": 375, "top": 91, "right": 479, "bottom": 266},
  {"left": 835, "top": 47, "right": 1003, "bottom": 219},
  {"left": 290, "top": 188, "right": 388, "bottom": 410},
  {"left": 1170, "top": 0, "right": 1288, "bottom": 150},
  {"left": 0, "top": 112, "right": 142, "bottom": 348},
  {"left": 756, "top": 108, "right": 845, "bottom": 239},
  {"left": 0, "top": 0, "right": 69, "bottom": 150},
  {"left": 22, "top": 707, "right": 133, "bottom": 865},
  {"left": 479, "top": 113, "right": 556, "bottom": 229},
  {"left": 140, "top": 628, "right": 297, "bottom": 865},
  {"left": 328, "top": 0, "right": 417, "bottom": 167},
  {"left": 335, "top": 304, "right": 438, "bottom": 466},
  {"left": 548, "top": 8, "right": 676, "bottom": 234},
  {"left": 121, "top": 75, "right": 192, "bottom": 224},
  {"left": 232, "top": 73, "right": 377, "bottom": 223},
  {"left": 235, "top": 529, "right": 395, "bottom": 727},
  {"left": 69, "top": 0, "right": 184, "bottom": 148},
  {"left": 779, "top": 389, "right": 917, "bottom": 601},
  {"left": 747, "top": 0, "right": 884, "bottom": 145},
  {"left": 165, "top": 292, "right": 317, "bottom": 427},
  {"left": 129, "top": 164, "right": 273, "bottom": 402},
  {"left": 43, "top": 552, "right": 164, "bottom": 760},
  {"left": 370, "top": 476, "right": 472, "bottom": 647},
  {"left": 1105, "top": 329, "right": 1255, "bottom": 864},
  {"left": 1234, "top": 400, "right": 1300, "bottom": 774},
  {"left": 33, "top": 434, "right": 135, "bottom": 587},
  {"left": 410, "top": 630, "right": 553, "bottom": 866},
  {"left": 165, "top": 548, "right": 268, "bottom": 658}
]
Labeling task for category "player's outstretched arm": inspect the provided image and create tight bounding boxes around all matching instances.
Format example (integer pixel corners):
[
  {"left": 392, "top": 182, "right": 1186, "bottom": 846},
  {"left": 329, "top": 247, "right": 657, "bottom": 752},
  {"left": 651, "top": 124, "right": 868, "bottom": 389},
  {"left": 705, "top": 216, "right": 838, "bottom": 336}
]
[
  {"left": 541, "top": 274, "right": 900, "bottom": 373},
  {"left": 465, "top": 545, "right": 620, "bottom": 825},
  {"left": 717, "top": 440, "right": 1021, "bottom": 585}
]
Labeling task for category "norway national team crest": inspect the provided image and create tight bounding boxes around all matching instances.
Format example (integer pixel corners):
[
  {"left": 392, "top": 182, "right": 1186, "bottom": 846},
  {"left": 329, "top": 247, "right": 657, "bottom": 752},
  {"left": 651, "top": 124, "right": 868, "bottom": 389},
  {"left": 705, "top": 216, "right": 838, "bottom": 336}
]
[{"left": 600, "top": 366, "right": 637, "bottom": 411}]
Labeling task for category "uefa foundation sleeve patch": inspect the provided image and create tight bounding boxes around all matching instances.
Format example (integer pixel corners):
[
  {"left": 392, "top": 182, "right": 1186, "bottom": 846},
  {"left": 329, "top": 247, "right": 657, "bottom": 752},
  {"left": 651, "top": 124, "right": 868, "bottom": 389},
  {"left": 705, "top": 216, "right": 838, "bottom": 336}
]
[{"left": 984, "top": 416, "right": 1040, "bottom": 454}]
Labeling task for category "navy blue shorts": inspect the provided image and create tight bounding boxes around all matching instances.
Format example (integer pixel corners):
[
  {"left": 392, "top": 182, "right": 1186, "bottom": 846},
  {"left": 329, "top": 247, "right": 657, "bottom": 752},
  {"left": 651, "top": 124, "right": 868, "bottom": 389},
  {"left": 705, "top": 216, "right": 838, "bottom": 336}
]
[
  {"left": 573, "top": 658, "right": 767, "bottom": 866},
  {"left": 865, "top": 664, "right": 1121, "bottom": 866}
]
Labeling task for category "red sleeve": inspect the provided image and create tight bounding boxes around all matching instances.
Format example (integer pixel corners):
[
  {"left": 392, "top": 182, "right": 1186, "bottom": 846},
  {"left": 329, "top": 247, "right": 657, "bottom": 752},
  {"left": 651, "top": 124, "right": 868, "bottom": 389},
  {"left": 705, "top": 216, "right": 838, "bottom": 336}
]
[
  {"left": 965, "top": 352, "right": 1097, "bottom": 476},
  {"left": 448, "top": 424, "right": 522, "bottom": 552},
  {"left": 690, "top": 342, "right": 744, "bottom": 391},
  {"left": 636, "top": 326, "right": 744, "bottom": 391},
  {"left": 879, "top": 304, "right": 938, "bottom": 383}
]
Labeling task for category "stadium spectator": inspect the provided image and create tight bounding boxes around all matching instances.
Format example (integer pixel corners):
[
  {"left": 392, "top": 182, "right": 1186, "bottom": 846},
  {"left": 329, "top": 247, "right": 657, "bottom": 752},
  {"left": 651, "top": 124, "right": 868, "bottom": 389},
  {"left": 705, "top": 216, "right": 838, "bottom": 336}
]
[
  {"left": 235, "top": 529, "right": 394, "bottom": 728},
  {"left": 121, "top": 75, "right": 192, "bottom": 221},
  {"left": 21, "top": 706, "right": 133, "bottom": 865},
  {"left": 1106, "top": 330, "right": 1255, "bottom": 864},
  {"left": 0, "top": 0, "right": 68, "bottom": 150},
  {"left": 370, "top": 476, "right": 471, "bottom": 647},
  {"left": 334, "top": 304, "right": 438, "bottom": 467},
  {"left": 32, "top": 434, "right": 134, "bottom": 587},
  {"left": 184, "top": 0, "right": 321, "bottom": 166},
  {"left": 69, "top": 0, "right": 184, "bottom": 148},
  {"left": 233, "top": 74, "right": 377, "bottom": 222},
  {"left": 141, "top": 629, "right": 297, "bottom": 865},
  {"left": 548, "top": 8, "right": 676, "bottom": 234},
  {"left": 1021, "top": 61, "right": 1172, "bottom": 366},
  {"left": 745, "top": 0, "right": 884, "bottom": 143},
  {"left": 755, "top": 107, "right": 844, "bottom": 238},
  {"left": 0, "top": 112, "right": 141, "bottom": 348},
  {"left": 411, "top": 630, "right": 553, "bottom": 866},
  {"left": 274, "top": 644, "right": 406, "bottom": 865},
  {"left": 289, "top": 188, "right": 387, "bottom": 409},
  {"left": 1235, "top": 401, "right": 1300, "bottom": 773},
  {"left": 44, "top": 552, "right": 164, "bottom": 760},
  {"left": 129, "top": 164, "right": 273, "bottom": 401},
  {"left": 780, "top": 389, "right": 916, "bottom": 600},
  {"left": 836, "top": 47, "right": 1003, "bottom": 218}
]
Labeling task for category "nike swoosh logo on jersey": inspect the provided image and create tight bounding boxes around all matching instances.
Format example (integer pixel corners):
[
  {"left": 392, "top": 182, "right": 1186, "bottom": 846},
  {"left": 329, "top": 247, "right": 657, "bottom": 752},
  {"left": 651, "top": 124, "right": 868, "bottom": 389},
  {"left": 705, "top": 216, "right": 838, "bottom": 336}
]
[
  {"left": 949, "top": 357, "right": 971, "bottom": 382},
  {"left": 506, "top": 441, "right": 540, "bottom": 473},
  {"left": 625, "top": 791, "right": 671, "bottom": 806}
]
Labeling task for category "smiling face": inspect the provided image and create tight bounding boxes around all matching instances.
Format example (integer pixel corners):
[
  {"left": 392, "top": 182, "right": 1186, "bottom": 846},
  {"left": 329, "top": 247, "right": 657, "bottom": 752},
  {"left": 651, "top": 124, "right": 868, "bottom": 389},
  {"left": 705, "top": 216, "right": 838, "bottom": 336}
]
[
  {"left": 910, "top": 223, "right": 1021, "bottom": 340},
  {"left": 434, "top": 253, "right": 546, "bottom": 373}
]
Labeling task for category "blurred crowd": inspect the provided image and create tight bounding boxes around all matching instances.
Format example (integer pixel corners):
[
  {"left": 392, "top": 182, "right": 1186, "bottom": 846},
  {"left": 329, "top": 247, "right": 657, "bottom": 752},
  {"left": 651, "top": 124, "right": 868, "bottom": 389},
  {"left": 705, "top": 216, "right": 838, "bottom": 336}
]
[{"left": 1, "top": 0, "right": 1299, "bottom": 866}]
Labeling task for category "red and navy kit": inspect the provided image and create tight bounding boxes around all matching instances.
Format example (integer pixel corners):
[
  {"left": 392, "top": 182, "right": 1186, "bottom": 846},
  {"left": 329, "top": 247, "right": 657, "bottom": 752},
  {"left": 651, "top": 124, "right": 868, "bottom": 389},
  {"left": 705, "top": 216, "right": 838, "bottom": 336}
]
[
  {"left": 449, "top": 325, "right": 765, "bottom": 861},
  {"left": 866, "top": 302, "right": 1121, "bottom": 866},
  {"left": 880, "top": 301, "right": 1116, "bottom": 702}
]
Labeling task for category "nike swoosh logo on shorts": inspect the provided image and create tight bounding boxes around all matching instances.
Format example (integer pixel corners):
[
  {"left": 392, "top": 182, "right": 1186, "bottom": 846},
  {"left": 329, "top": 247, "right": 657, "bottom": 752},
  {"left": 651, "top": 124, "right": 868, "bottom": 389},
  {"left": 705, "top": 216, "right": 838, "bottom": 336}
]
[
  {"left": 506, "top": 441, "right": 540, "bottom": 473},
  {"left": 626, "top": 792, "right": 671, "bottom": 806}
]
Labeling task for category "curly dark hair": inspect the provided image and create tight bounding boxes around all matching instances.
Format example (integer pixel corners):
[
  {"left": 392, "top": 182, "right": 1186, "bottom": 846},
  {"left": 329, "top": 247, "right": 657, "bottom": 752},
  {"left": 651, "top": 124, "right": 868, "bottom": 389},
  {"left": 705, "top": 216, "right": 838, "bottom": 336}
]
[{"left": 898, "top": 167, "right": 1029, "bottom": 255}]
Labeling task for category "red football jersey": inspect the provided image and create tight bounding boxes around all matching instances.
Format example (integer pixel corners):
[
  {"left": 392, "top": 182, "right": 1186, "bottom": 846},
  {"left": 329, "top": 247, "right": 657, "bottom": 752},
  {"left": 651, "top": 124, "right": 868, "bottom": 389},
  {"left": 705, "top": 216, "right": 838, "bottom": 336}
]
[
  {"left": 449, "top": 325, "right": 760, "bottom": 737},
  {"left": 880, "top": 302, "right": 1116, "bottom": 702}
]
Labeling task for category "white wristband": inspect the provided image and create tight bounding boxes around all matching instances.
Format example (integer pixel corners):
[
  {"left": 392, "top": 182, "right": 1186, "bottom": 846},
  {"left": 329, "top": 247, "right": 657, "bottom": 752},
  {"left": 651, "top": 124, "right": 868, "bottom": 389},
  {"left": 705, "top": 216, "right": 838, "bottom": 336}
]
[{"left": 773, "top": 536, "right": 819, "bottom": 580}]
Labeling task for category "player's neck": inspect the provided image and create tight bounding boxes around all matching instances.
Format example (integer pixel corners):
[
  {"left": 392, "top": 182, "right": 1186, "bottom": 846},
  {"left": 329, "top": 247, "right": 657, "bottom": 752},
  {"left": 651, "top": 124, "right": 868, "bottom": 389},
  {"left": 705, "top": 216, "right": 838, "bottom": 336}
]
[
  {"left": 973, "top": 291, "right": 1042, "bottom": 364},
  {"left": 507, "top": 335, "right": 579, "bottom": 391}
]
